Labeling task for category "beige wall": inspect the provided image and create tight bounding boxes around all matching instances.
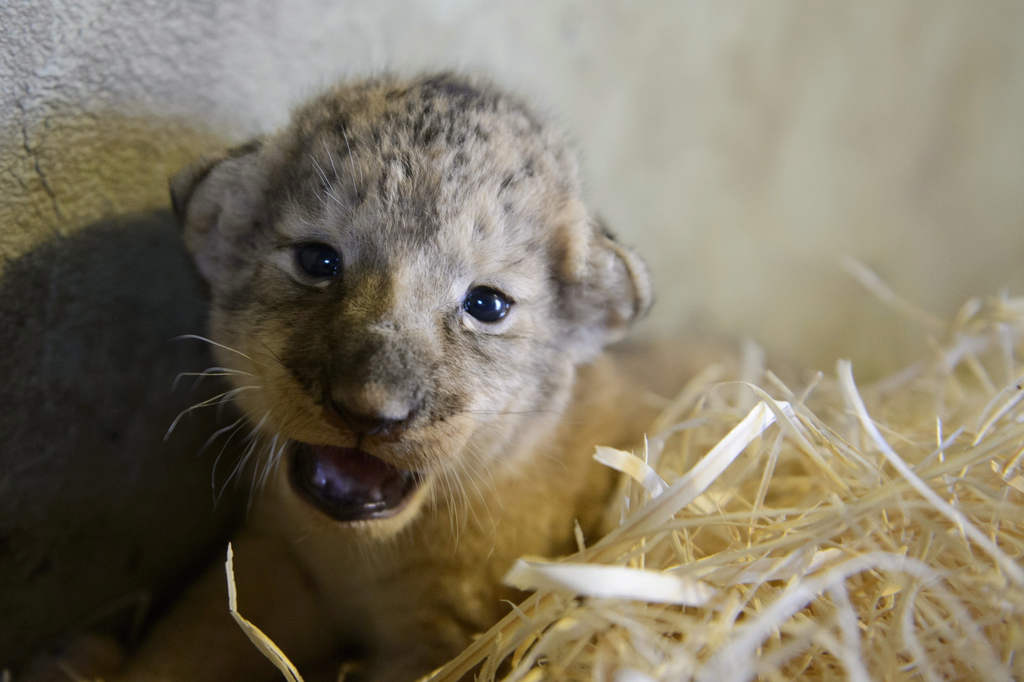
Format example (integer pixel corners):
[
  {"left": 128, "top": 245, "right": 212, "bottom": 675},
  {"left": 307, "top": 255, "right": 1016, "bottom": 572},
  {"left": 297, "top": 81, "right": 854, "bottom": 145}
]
[{"left": 3, "top": 0, "right": 1023, "bottom": 664}]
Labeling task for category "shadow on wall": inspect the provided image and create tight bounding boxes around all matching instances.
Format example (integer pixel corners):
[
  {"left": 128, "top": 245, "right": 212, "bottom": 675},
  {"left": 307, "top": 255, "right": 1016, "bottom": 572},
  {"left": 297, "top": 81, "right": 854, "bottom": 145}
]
[{"left": 0, "top": 212, "right": 247, "bottom": 667}]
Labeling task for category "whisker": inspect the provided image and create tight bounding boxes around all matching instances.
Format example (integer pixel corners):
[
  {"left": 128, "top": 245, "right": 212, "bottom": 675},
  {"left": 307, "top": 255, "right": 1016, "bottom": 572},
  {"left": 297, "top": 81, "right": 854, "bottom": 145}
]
[
  {"left": 165, "top": 385, "right": 261, "bottom": 440},
  {"left": 172, "top": 366, "right": 254, "bottom": 392},
  {"left": 214, "top": 385, "right": 256, "bottom": 422},
  {"left": 310, "top": 153, "right": 346, "bottom": 209},
  {"left": 321, "top": 142, "right": 351, "bottom": 210},
  {"left": 422, "top": 438, "right": 460, "bottom": 543},
  {"left": 254, "top": 429, "right": 293, "bottom": 499},
  {"left": 196, "top": 415, "right": 249, "bottom": 458},
  {"left": 461, "top": 408, "right": 564, "bottom": 418},
  {"left": 256, "top": 433, "right": 284, "bottom": 493},
  {"left": 340, "top": 126, "right": 363, "bottom": 187},
  {"left": 171, "top": 334, "right": 262, "bottom": 365},
  {"left": 246, "top": 436, "right": 268, "bottom": 511},
  {"left": 440, "top": 463, "right": 463, "bottom": 545},
  {"left": 453, "top": 452, "right": 494, "bottom": 534},
  {"left": 237, "top": 437, "right": 264, "bottom": 508},
  {"left": 324, "top": 140, "right": 340, "bottom": 182},
  {"left": 211, "top": 418, "right": 253, "bottom": 502},
  {"left": 247, "top": 403, "right": 315, "bottom": 500},
  {"left": 219, "top": 412, "right": 270, "bottom": 506},
  {"left": 464, "top": 443, "right": 499, "bottom": 500},
  {"left": 237, "top": 411, "right": 270, "bottom": 448},
  {"left": 310, "top": 152, "right": 330, "bottom": 185}
]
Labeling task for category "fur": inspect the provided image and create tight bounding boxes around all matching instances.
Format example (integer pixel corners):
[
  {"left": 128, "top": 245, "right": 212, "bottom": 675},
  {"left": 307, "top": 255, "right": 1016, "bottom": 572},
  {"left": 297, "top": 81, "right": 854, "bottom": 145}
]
[{"left": 110, "top": 73, "right": 692, "bottom": 682}]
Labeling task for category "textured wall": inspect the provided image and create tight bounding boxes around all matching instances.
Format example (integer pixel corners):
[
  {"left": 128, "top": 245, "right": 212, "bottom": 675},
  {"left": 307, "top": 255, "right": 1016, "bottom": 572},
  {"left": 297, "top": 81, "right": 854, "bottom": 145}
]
[{"left": 3, "top": 0, "right": 1024, "bottom": 666}]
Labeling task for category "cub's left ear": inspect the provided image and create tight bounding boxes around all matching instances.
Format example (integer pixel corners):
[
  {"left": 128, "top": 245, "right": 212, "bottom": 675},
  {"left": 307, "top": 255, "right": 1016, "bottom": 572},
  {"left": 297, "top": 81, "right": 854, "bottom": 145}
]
[{"left": 558, "top": 216, "right": 653, "bottom": 358}]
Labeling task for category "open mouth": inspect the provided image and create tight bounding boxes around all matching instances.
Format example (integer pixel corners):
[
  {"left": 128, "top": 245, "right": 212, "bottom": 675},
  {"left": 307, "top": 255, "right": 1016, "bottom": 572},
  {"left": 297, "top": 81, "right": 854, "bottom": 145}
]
[{"left": 289, "top": 443, "right": 423, "bottom": 522}]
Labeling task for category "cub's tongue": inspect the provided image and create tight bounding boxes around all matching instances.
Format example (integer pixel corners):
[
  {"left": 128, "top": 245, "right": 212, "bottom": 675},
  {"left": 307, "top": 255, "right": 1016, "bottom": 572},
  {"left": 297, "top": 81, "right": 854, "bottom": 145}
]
[{"left": 290, "top": 444, "right": 420, "bottom": 522}]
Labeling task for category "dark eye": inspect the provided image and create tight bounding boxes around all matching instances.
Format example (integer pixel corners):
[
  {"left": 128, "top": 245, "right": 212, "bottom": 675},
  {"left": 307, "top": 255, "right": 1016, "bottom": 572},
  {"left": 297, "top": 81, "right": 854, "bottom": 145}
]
[
  {"left": 295, "top": 243, "right": 342, "bottom": 281},
  {"left": 463, "top": 286, "right": 512, "bottom": 323}
]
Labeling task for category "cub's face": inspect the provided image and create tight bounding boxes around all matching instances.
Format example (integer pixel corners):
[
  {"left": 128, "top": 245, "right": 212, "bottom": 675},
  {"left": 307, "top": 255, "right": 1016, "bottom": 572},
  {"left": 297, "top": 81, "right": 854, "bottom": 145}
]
[{"left": 173, "top": 74, "right": 650, "bottom": 531}]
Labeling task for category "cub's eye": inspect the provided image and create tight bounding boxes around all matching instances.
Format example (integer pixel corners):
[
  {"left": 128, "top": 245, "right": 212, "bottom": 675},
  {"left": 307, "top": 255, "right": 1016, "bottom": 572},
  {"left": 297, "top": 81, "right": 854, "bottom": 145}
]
[
  {"left": 463, "top": 286, "right": 512, "bottom": 323},
  {"left": 295, "top": 243, "right": 342, "bottom": 280}
]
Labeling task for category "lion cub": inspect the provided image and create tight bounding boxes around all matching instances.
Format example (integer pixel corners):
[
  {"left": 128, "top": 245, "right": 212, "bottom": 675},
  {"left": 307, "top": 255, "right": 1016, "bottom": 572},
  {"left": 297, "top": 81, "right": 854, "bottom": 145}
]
[{"left": 122, "top": 73, "right": 677, "bottom": 682}]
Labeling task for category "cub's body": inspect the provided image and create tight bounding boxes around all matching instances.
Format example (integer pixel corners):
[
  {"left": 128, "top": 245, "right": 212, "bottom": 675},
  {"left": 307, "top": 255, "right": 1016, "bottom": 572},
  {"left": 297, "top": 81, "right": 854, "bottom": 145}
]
[{"left": 101, "top": 73, "right": 704, "bottom": 681}]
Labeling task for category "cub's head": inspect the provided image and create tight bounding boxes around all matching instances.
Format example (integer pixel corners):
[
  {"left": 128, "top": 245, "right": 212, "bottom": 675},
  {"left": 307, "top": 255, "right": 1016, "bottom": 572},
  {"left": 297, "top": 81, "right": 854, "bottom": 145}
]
[{"left": 172, "top": 73, "right": 651, "bottom": 531}]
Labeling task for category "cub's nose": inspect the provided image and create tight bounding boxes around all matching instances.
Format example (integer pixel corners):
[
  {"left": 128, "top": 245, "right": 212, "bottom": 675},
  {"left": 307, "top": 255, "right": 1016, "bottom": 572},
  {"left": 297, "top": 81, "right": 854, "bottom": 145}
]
[
  {"left": 326, "top": 386, "right": 419, "bottom": 438},
  {"left": 331, "top": 403, "right": 413, "bottom": 437}
]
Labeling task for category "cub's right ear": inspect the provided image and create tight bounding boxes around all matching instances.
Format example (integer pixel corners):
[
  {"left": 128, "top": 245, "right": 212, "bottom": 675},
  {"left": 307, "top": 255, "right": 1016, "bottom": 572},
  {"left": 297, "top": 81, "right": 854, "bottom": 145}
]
[{"left": 169, "top": 139, "right": 267, "bottom": 287}]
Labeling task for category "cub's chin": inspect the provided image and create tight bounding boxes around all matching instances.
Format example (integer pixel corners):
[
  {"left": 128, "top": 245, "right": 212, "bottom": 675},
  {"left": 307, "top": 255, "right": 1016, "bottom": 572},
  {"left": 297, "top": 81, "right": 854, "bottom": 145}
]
[{"left": 288, "top": 442, "right": 430, "bottom": 532}]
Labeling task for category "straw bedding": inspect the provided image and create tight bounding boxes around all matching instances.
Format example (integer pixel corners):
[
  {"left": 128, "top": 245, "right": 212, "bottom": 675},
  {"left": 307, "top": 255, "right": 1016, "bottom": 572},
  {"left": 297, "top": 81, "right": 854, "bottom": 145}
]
[{"left": 239, "top": 288, "right": 1024, "bottom": 682}]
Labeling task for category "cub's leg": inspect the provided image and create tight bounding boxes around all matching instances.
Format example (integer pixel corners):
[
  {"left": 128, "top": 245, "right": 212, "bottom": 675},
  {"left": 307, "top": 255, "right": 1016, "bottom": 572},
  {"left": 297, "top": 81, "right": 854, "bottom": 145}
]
[{"left": 115, "top": 529, "right": 335, "bottom": 682}]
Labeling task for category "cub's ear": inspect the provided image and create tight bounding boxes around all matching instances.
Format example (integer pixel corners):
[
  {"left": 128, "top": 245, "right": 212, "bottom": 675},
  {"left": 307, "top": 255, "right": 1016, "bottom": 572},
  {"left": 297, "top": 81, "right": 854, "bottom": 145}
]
[
  {"left": 169, "top": 139, "right": 267, "bottom": 287},
  {"left": 557, "top": 215, "right": 653, "bottom": 359}
]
